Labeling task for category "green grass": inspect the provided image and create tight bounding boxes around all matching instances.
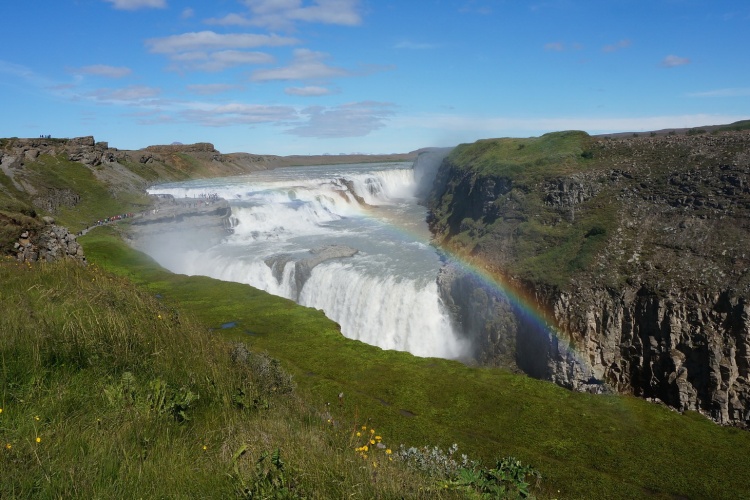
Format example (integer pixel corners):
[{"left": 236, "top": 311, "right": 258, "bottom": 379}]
[
  {"left": 0, "top": 256, "right": 466, "bottom": 499},
  {"left": 22, "top": 154, "right": 151, "bottom": 232},
  {"left": 59, "top": 228, "right": 750, "bottom": 499},
  {"left": 715, "top": 119, "right": 750, "bottom": 132},
  {"left": 446, "top": 131, "right": 594, "bottom": 181}
]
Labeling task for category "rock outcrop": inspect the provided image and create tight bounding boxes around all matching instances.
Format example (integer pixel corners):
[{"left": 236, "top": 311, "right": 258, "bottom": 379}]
[
  {"left": 428, "top": 130, "right": 750, "bottom": 426},
  {"left": 14, "top": 219, "right": 86, "bottom": 264}
]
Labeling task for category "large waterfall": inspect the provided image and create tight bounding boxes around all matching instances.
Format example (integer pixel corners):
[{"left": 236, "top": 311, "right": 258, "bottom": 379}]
[{"left": 142, "top": 160, "right": 468, "bottom": 359}]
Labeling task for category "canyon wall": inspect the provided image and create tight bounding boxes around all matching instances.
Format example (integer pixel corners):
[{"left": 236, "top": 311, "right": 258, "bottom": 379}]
[{"left": 429, "top": 130, "right": 750, "bottom": 426}]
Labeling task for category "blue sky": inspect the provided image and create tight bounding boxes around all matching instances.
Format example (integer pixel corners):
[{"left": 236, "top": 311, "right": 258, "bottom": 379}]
[{"left": 1, "top": 0, "right": 748, "bottom": 155}]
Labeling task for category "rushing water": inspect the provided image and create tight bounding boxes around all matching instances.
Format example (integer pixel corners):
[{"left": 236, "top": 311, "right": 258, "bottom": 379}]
[{"left": 144, "top": 162, "right": 468, "bottom": 359}]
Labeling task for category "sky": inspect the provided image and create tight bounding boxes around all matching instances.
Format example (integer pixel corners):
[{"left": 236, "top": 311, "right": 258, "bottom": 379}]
[{"left": 1, "top": 0, "right": 749, "bottom": 155}]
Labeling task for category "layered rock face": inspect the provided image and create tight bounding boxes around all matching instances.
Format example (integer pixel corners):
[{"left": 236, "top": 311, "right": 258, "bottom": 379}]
[{"left": 428, "top": 131, "right": 750, "bottom": 426}]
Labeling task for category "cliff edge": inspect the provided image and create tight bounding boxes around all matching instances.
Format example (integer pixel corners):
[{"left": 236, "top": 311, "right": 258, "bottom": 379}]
[{"left": 428, "top": 124, "right": 750, "bottom": 426}]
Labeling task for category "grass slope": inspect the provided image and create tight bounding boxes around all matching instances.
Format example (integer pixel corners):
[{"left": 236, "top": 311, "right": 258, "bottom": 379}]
[
  {"left": 0, "top": 256, "right": 464, "bottom": 498},
  {"left": 70, "top": 228, "right": 750, "bottom": 499}
]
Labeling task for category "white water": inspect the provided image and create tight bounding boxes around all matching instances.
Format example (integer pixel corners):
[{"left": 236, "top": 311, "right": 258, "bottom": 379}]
[{"left": 144, "top": 162, "right": 468, "bottom": 359}]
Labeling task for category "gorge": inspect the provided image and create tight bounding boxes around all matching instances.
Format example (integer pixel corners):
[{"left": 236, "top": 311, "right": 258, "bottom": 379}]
[{"left": 4, "top": 127, "right": 750, "bottom": 429}]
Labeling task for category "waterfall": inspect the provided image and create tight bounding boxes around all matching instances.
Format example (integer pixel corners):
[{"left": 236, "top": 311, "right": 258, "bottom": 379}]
[{"left": 143, "top": 162, "right": 469, "bottom": 360}]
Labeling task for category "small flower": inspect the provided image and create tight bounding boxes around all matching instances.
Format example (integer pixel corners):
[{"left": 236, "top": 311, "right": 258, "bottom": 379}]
[
  {"left": 370, "top": 439, "right": 375, "bottom": 445},
  {"left": 203, "top": 445, "right": 207, "bottom": 451},
  {"left": 386, "top": 449, "right": 392, "bottom": 455},
  {"left": 375, "top": 435, "right": 382, "bottom": 441},
  {"left": 34, "top": 416, "right": 40, "bottom": 421},
  {"left": 361, "top": 425, "right": 367, "bottom": 431},
  {"left": 157, "top": 314, "right": 162, "bottom": 320},
  {"left": 5, "top": 443, "right": 11, "bottom": 450},
  {"left": 370, "top": 429, "right": 375, "bottom": 435},
  {"left": 0, "top": 408, "right": 3, "bottom": 413},
  {"left": 362, "top": 445, "right": 368, "bottom": 452},
  {"left": 36, "top": 437, "right": 41, "bottom": 443},
  {"left": 356, "top": 432, "right": 361, "bottom": 437}
]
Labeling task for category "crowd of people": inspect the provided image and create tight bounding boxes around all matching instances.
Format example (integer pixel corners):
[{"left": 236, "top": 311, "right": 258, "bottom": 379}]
[{"left": 78, "top": 212, "right": 136, "bottom": 235}]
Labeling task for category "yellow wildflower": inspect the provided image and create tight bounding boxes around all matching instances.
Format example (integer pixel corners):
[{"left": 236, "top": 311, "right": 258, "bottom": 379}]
[
  {"left": 375, "top": 435, "right": 382, "bottom": 441},
  {"left": 361, "top": 425, "right": 367, "bottom": 431},
  {"left": 362, "top": 445, "right": 368, "bottom": 452},
  {"left": 370, "top": 439, "right": 375, "bottom": 445},
  {"left": 34, "top": 416, "right": 40, "bottom": 421},
  {"left": 386, "top": 449, "right": 392, "bottom": 455},
  {"left": 203, "top": 445, "right": 207, "bottom": 451},
  {"left": 5, "top": 443, "right": 10, "bottom": 450},
  {"left": 36, "top": 437, "right": 41, "bottom": 443},
  {"left": 370, "top": 429, "right": 375, "bottom": 434},
  {"left": 356, "top": 432, "right": 361, "bottom": 437}
]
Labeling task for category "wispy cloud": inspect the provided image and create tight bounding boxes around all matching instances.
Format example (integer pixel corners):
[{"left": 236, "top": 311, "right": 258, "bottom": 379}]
[
  {"left": 146, "top": 31, "right": 298, "bottom": 54},
  {"left": 251, "top": 49, "right": 348, "bottom": 81},
  {"left": 75, "top": 65, "right": 132, "bottom": 78},
  {"left": 181, "top": 8, "right": 194, "bottom": 19},
  {"left": 204, "top": 13, "right": 253, "bottom": 26},
  {"left": 458, "top": 1, "right": 493, "bottom": 15},
  {"left": 102, "top": 0, "right": 166, "bottom": 10},
  {"left": 285, "top": 85, "right": 334, "bottom": 96},
  {"left": 87, "top": 85, "right": 162, "bottom": 103},
  {"left": 241, "top": 0, "right": 362, "bottom": 30},
  {"left": 287, "top": 101, "right": 395, "bottom": 138},
  {"left": 661, "top": 54, "right": 691, "bottom": 67},
  {"left": 686, "top": 87, "right": 750, "bottom": 98},
  {"left": 169, "top": 50, "right": 274, "bottom": 72},
  {"left": 180, "top": 102, "right": 297, "bottom": 127},
  {"left": 394, "top": 40, "right": 439, "bottom": 50},
  {"left": 186, "top": 83, "right": 243, "bottom": 95},
  {"left": 544, "top": 41, "right": 583, "bottom": 52},
  {"left": 602, "top": 39, "right": 631, "bottom": 53}
]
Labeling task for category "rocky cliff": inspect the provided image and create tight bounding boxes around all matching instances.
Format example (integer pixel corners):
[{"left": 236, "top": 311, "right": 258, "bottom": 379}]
[{"left": 428, "top": 128, "right": 750, "bottom": 426}]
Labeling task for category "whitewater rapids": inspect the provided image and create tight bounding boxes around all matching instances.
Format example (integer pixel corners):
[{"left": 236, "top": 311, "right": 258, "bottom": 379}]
[{"left": 143, "top": 162, "right": 468, "bottom": 359}]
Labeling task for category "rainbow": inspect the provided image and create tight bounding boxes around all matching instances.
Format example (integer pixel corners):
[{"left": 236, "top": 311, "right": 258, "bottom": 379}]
[{"left": 360, "top": 204, "right": 599, "bottom": 384}]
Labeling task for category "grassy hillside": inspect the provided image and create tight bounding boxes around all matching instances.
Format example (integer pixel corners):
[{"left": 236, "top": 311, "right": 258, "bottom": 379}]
[{"left": 59, "top": 228, "right": 750, "bottom": 499}]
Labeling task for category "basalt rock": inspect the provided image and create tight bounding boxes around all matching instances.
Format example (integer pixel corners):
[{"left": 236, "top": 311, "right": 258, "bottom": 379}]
[
  {"left": 429, "top": 130, "right": 750, "bottom": 426},
  {"left": 15, "top": 224, "right": 86, "bottom": 264}
]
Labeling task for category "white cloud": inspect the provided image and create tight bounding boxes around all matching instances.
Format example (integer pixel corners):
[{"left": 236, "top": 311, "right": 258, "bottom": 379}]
[
  {"left": 544, "top": 42, "right": 564, "bottom": 51},
  {"left": 284, "top": 85, "right": 333, "bottom": 96},
  {"left": 170, "top": 50, "right": 274, "bottom": 72},
  {"left": 146, "top": 31, "right": 298, "bottom": 54},
  {"left": 251, "top": 48, "right": 347, "bottom": 81},
  {"left": 181, "top": 8, "right": 195, "bottom": 19},
  {"left": 77, "top": 65, "right": 132, "bottom": 78},
  {"left": 186, "top": 83, "right": 243, "bottom": 95},
  {"left": 661, "top": 54, "right": 691, "bottom": 67},
  {"left": 287, "top": 101, "right": 395, "bottom": 137},
  {"left": 241, "top": 0, "right": 362, "bottom": 30},
  {"left": 103, "top": 0, "right": 166, "bottom": 10},
  {"left": 88, "top": 85, "right": 162, "bottom": 102},
  {"left": 686, "top": 88, "right": 750, "bottom": 98},
  {"left": 602, "top": 39, "right": 631, "bottom": 53},
  {"left": 180, "top": 102, "right": 297, "bottom": 126},
  {"left": 204, "top": 13, "right": 254, "bottom": 26}
]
